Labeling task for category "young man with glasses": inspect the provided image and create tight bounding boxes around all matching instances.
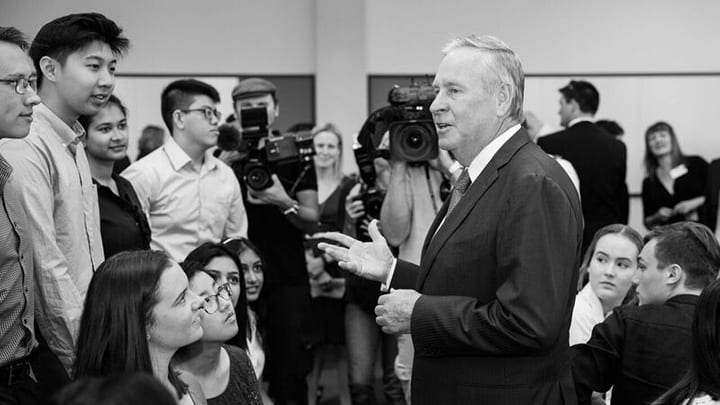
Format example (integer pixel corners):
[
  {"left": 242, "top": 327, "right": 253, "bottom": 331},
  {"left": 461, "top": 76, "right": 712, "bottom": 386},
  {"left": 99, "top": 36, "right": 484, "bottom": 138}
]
[
  {"left": 0, "top": 26, "right": 48, "bottom": 405},
  {"left": 0, "top": 14, "right": 128, "bottom": 380},
  {"left": 123, "top": 79, "right": 247, "bottom": 262}
]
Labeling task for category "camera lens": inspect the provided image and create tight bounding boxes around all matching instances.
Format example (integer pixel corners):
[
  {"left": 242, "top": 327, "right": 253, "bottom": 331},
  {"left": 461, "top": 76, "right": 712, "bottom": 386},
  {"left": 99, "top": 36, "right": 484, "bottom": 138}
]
[
  {"left": 405, "top": 129, "right": 425, "bottom": 150},
  {"left": 245, "top": 164, "right": 272, "bottom": 190}
]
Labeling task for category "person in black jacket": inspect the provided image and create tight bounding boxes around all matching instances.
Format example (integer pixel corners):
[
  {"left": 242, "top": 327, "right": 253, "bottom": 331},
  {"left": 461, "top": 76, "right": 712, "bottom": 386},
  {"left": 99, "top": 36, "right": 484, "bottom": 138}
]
[
  {"left": 572, "top": 221, "right": 720, "bottom": 405},
  {"left": 538, "top": 80, "right": 628, "bottom": 254}
]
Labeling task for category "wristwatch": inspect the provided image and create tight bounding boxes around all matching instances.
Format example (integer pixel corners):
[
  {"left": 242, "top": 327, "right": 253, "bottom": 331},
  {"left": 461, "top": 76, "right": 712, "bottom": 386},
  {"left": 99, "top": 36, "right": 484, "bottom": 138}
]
[{"left": 282, "top": 201, "right": 300, "bottom": 215}]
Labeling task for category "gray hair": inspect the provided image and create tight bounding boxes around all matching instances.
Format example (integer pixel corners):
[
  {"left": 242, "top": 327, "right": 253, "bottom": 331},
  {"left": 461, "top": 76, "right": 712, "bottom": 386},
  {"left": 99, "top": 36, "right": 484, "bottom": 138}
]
[{"left": 442, "top": 35, "right": 524, "bottom": 122}]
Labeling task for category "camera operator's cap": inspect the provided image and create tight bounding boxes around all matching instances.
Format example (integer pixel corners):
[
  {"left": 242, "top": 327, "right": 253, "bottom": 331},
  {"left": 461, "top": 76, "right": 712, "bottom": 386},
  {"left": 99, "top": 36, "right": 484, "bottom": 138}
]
[{"left": 232, "top": 78, "right": 277, "bottom": 101}]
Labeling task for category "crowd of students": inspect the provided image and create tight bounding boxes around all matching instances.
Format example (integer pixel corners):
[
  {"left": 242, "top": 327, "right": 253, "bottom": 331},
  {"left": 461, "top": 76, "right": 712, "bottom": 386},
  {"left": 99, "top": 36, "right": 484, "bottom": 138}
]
[{"left": 3, "top": 10, "right": 720, "bottom": 405}]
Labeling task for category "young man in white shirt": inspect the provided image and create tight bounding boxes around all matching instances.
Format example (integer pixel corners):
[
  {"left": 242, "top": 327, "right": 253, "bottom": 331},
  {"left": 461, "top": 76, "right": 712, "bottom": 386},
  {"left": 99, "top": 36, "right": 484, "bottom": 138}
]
[{"left": 123, "top": 79, "right": 247, "bottom": 262}]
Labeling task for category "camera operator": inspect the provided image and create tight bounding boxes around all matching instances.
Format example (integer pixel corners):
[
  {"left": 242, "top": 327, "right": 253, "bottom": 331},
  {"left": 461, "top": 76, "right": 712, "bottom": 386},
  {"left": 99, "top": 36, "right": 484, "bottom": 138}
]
[
  {"left": 380, "top": 145, "right": 457, "bottom": 404},
  {"left": 228, "top": 78, "right": 319, "bottom": 405}
]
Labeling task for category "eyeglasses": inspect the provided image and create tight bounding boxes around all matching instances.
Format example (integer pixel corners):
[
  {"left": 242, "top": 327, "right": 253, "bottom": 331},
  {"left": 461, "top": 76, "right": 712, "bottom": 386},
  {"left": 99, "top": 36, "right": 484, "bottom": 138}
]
[
  {"left": 0, "top": 77, "right": 37, "bottom": 95},
  {"left": 179, "top": 107, "right": 222, "bottom": 123},
  {"left": 202, "top": 283, "right": 232, "bottom": 314}
]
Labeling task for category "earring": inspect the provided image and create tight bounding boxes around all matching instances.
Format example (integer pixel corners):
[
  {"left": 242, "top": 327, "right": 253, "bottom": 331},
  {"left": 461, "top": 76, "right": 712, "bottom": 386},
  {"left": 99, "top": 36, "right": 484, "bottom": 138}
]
[{"left": 146, "top": 332, "right": 151, "bottom": 341}]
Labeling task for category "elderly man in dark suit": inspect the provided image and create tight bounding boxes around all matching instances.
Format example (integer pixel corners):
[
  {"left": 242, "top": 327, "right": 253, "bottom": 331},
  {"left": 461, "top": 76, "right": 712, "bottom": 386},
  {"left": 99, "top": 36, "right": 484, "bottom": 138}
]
[
  {"left": 319, "top": 34, "right": 583, "bottom": 405},
  {"left": 537, "top": 80, "right": 628, "bottom": 254}
]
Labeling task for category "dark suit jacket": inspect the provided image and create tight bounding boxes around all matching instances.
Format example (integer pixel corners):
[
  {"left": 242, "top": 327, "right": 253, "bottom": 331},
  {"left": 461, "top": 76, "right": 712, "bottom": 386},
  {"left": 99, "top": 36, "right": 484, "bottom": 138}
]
[
  {"left": 703, "top": 158, "right": 720, "bottom": 230},
  {"left": 537, "top": 121, "right": 628, "bottom": 252},
  {"left": 571, "top": 295, "right": 697, "bottom": 405},
  {"left": 392, "top": 128, "right": 583, "bottom": 405}
]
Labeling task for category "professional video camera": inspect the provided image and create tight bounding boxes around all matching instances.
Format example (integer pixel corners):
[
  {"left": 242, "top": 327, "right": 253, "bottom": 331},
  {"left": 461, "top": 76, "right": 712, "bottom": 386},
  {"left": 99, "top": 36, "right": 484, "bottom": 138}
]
[
  {"left": 386, "top": 83, "right": 439, "bottom": 162},
  {"left": 217, "top": 106, "right": 314, "bottom": 191},
  {"left": 348, "top": 82, "right": 440, "bottom": 239}
]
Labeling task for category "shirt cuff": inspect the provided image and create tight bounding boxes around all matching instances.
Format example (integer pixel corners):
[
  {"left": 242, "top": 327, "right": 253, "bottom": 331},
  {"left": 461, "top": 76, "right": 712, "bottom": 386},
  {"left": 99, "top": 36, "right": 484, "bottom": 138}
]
[{"left": 380, "top": 258, "right": 397, "bottom": 292}]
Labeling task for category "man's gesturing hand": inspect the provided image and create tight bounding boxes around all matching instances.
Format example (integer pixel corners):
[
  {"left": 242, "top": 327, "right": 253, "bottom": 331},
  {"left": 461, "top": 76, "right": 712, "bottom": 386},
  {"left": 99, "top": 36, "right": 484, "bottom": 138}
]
[{"left": 315, "top": 219, "right": 394, "bottom": 282}]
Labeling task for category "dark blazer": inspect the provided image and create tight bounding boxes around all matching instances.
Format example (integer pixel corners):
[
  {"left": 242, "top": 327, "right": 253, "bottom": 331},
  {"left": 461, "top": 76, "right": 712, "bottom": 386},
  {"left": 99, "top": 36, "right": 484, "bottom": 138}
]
[
  {"left": 571, "top": 295, "right": 697, "bottom": 405},
  {"left": 392, "top": 128, "right": 583, "bottom": 405},
  {"left": 538, "top": 121, "right": 628, "bottom": 252},
  {"left": 703, "top": 158, "right": 720, "bottom": 230}
]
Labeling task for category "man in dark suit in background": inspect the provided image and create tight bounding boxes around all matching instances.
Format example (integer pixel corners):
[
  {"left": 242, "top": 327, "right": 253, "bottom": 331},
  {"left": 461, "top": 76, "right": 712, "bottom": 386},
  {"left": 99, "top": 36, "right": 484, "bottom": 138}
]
[
  {"left": 538, "top": 80, "right": 628, "bottom": 253},
  {"left": 319, "top": 34, "right": 583, "bottom": 405}
]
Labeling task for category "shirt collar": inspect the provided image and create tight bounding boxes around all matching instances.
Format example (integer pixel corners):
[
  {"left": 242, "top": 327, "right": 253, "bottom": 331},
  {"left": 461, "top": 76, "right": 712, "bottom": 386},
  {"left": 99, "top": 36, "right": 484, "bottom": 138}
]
[
  {"left": 162, "top": 136, "right": 217, "bottom": 172},
  {"left": 568, "top": 116, "right": 593, "bottom": 128},
  {"left": 35, "top": 103, "right": 86, "bottom": 150},
  {"left": 0, "top": 154, "right": 12, "bottom": 189},
  {"left": 466, "top": 124, "right": 521, "bottom": 182}
]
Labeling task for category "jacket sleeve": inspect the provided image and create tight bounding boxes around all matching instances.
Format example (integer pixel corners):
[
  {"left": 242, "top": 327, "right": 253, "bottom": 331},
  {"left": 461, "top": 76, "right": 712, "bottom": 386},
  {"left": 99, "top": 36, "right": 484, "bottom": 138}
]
[{"left": 571, "top": 310, "right": 627, "bottom": 405}]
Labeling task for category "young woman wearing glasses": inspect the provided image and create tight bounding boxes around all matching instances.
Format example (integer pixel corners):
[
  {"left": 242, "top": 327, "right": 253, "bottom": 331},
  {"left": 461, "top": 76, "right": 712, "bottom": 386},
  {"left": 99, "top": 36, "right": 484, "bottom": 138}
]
[
  {"left": 74, "top": 250, "right": 207, "bottom": 405},
  {"left": 174, "top": 259, "right": 262, "bottom": 405}
]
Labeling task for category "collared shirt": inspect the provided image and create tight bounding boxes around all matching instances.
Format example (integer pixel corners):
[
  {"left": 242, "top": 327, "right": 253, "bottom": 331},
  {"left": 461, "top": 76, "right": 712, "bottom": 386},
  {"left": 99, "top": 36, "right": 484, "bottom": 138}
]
[
  {"left": 122, "top": 136, "right": 247, "bottom": 262},
  {"left": 0, "top": 154, "right": 36, "bottom": 367},
  {"left": 465, "top": 124, "right": 521, "bottom": 182},
  {"left": 0, "top": 103, "right": 104, "bottom": 373},
  {"left": 569, "top": 283, "right": 605, "bottom": 346},
  {"left": 567, "top": 116, "right": 594, "bottom": 128}
]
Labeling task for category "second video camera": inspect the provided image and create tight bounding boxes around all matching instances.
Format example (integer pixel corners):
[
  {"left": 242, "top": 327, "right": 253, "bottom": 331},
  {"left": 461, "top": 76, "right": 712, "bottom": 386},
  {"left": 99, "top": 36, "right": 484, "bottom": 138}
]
[{"left": 218, "top": 106, "right": 314, "bottom": 191}]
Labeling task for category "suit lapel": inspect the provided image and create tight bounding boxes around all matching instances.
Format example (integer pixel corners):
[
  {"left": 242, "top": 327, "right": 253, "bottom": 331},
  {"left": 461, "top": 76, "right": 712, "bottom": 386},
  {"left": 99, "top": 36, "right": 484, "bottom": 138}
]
[{"left": 415, "top": 129, "right": 532, "bottom": 290}]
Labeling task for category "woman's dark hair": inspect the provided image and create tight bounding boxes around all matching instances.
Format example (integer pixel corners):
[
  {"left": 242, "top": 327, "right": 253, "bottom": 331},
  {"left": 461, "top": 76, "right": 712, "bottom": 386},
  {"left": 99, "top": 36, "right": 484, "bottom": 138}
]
[
  {"left": 577, "top": 224, "right": 642, "bottom": 291},
  {"left": 51, "top": 373, "right": 176, "bottom": 405},
  {"left": 74, "top": 250, "right": 187, "bottom": 399},
  {"left": 184, "top": 242, "right": 249, "bottom": 349},
  {"left": 78, "top": 94, "right": 128, "bottom": 131},
  {"left": 223, "top": 237, "right": 267, "bottom": 347},
  {"left": 643, "top": 121, "right": 684, "bottom": 178},
  {"left": 654, "top": 279, "right": 720, "bottom": 404}
]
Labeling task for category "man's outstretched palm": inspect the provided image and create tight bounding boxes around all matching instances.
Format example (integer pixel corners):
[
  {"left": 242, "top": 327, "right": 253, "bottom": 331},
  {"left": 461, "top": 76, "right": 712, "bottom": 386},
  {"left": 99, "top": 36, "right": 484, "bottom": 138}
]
[{"left": 315, "top": 219, "right": 394, "bottom": 282}]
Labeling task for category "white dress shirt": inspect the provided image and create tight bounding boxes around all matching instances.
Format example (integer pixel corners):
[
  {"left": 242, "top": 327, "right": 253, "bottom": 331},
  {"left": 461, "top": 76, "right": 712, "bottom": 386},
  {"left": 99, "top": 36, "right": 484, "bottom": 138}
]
[
  {"left": 122, "top": 136, "right": 247, "bottom": 262},
  {"left": 569, "top": 283, "right": 606, "bottom": 346}
]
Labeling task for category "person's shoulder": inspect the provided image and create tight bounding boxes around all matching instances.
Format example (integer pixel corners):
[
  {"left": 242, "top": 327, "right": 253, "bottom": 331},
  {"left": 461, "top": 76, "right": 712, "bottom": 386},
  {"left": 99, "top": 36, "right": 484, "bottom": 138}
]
[
  {"left": 686, "top": 394, "right": 720, "bottom": 405},
  {"left": 616, "top": 299, "right": 687, "bottom": 324},
  {"left": 223, "top": 344, "right": 254, "bottom": 369},
  {"left": 211, "top": 155, "right": 238, "bottom": 177},
  {"left": 123, "top": 148, "right": 167, "bottom": 175},
  {"left": 685, "top": 155, "right": 708, "bottom": 168}
]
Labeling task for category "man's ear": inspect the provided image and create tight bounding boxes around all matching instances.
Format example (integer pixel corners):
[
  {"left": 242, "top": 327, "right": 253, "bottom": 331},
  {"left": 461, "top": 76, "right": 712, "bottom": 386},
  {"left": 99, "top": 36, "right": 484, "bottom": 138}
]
[
  {"left": 273, "top": 104, "right": 280, "bottom": 119},
  {"left": 495, "top": 83, "right": 513, "bottom": 117},
  {"left": 39, "top": 56, "right": 58, "bottom": 84},
  {"left": 173, "top": 110, "right": 185, "bottom": 131},
  {"left": 666, "top": 263, "right": 684, "bottom": 287}
]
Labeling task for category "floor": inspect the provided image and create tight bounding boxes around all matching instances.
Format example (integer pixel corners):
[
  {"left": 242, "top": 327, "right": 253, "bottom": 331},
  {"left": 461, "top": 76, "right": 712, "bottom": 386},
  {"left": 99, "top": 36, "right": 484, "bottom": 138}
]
[{"left": 308, "top": 344, "right": 398, "bottom": 405}]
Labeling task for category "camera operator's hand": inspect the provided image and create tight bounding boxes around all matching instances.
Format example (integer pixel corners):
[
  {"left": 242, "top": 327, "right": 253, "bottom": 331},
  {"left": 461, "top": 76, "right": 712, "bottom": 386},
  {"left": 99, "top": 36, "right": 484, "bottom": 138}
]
[
  {"left": 358, "top": 217, "right": 380, "bottom": 235},
  {"left": 247, "top": 174, "right": 293, "bottom": 207},
  {"left": 345, "top": 183, "right": 365, "bottom": 220},
  {"left": 316, "top": 220, "right": 394, "bottom": 282},
  {"left": 305, "top": 248, "right": 326, "bottom": 279}
]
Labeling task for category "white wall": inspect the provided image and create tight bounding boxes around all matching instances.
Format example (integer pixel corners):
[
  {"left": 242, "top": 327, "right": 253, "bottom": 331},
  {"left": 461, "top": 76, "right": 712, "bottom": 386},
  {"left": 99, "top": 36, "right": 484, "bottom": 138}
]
[
  {"left": 0, "top": 0, "right": 317, "bottom": 73},
  {"left": 366, "top": 0, "right": 720, "bottom": 74}
]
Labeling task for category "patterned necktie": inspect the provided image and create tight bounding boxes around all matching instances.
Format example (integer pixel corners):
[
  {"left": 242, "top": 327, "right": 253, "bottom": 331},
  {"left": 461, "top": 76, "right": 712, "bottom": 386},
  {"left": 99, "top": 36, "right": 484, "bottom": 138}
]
[{"left": 446, "top": 168, "right": 470, "bottom": 216}]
